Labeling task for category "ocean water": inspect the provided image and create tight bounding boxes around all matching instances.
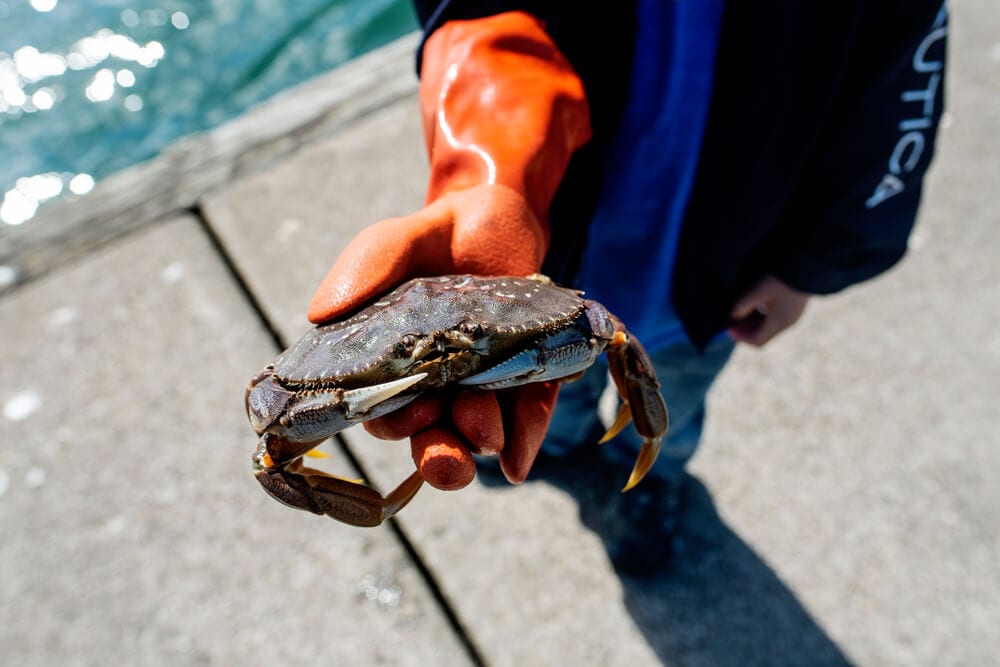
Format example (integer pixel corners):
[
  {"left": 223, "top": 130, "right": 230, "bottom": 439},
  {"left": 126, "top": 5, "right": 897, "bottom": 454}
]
[{"left": 0, "top": 0, "right": 416, "bottom": 227}]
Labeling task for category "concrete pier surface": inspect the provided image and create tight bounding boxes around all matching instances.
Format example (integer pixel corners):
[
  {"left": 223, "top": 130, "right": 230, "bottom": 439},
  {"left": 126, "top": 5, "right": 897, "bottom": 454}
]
[{"left": 2, "top": 3, "right": 997, "bottom": 665}]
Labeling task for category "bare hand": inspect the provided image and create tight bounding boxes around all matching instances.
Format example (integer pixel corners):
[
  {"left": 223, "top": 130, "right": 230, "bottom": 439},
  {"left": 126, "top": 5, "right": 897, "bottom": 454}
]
[{"left": 728, "top": 275, "right": 810, "bottom": 347}]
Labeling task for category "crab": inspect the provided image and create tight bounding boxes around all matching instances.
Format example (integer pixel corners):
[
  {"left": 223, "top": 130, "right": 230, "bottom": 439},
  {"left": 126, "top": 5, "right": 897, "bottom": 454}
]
[{"left": 246, "top": 274, "right": 668, "bottom": 527}]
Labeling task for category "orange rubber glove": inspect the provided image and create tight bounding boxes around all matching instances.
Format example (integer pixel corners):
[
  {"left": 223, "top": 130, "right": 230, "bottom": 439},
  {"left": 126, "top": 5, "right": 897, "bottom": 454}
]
[{"left": 308, "top": 11, "right": 591, "bottom": 489}]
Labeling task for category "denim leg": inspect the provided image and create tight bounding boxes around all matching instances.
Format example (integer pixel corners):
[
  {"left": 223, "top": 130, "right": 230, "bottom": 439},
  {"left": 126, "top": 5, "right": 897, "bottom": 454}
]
[{"left": 604, "top": 335, "right": 735, "bottom": 482}]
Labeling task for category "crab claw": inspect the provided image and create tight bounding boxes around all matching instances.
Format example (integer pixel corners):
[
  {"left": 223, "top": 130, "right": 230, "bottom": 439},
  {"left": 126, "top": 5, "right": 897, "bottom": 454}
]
[
  {"left": 340, "top": 373, "right": 428, "bottom": 418},
  {"left": 598, "top": 402, "right": 633, "bottom": 445},
  {"left": 458, "top": 327, "right": 599, "bottom": 389},
  {"left": 599, "top": 402, "right": 664, "bottom": 492},
  {"left": 246, "top": 371, "right": 292, "bottom": 435},
  {"left": 621, "top": 438, "right": 663, "bottom": 492},
  {"left": 604, "top": 324, "right": 669, "bottom": 492},
  {"left": 247, "top": 371, "right": 429, "bottom": 449}
]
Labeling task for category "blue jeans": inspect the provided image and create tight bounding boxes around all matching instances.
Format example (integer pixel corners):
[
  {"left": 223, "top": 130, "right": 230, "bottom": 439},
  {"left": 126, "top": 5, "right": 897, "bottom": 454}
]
[{"left": 544, "top": 335, "right": 736, "bottom": 482}]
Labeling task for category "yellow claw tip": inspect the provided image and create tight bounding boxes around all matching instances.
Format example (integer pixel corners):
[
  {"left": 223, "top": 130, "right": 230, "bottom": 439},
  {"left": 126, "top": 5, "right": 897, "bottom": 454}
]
[
  {"left": 620, "top": 476, "right": 642, "bottom": 493},
  {"left": 599, "top": 402, "right": 633, "bottom": 444},
  {"left": 620, "top": 438, "right": 662, "bottom": 493},
  {"left": 304, "top": 448, "right": 329, "bottom": 459}
]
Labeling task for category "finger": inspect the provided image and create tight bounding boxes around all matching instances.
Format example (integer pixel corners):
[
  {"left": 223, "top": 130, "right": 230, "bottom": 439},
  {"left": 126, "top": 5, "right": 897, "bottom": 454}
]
[
  {"left": 411, "top": 427, "right": 477, "bottom": 491},
  {"left": 726, "top": 324, "right": 755, "bottom": 345},
  {"left": 730, "top": 298, "right": 762, "bottom": 323},
  {"left": 363, "top": 394, "right": 445, "bottom": 440},
  {"left": 730, "top": 274, "right": 785, "bottom": 322},
  {"left": 451, "top": 389, "right": 505, "bottom": 455},
  {"left": 727, "top": 305, "right": 767, "bottom": 343},
  {"left": 732, "top": 319, "right": 777, "bottom": 347},
  {"left": 730, "top": 286, "right": 769, "bottom": 322},
  {"left": 497, "top": 382, "right": 559, "bottom": 484}
]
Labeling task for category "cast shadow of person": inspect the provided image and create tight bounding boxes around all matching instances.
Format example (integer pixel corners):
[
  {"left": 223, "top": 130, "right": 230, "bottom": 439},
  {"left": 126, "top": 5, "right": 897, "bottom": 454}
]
[{"left": 476, "top": 449, "right": 853, "bottom": 666}]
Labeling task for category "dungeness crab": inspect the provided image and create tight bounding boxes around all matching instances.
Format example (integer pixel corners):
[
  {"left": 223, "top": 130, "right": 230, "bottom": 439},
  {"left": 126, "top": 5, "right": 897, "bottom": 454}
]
[{"left": 246, "top": 274, "right": 668, "bottom": 527}]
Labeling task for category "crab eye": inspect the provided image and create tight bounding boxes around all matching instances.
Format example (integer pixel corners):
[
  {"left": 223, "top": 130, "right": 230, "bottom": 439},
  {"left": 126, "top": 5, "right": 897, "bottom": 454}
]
[
  {"left": 458, "top": 321, "right": 480, "bottom": 336},
  {"left": 395, "top": 334, "right": 418, "bottom": 354}
]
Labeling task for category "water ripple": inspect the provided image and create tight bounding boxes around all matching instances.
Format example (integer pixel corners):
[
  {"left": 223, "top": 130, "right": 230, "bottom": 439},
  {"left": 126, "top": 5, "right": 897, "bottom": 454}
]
[{"left": 0, "top": 0, "right": 416, "bottom": 227}]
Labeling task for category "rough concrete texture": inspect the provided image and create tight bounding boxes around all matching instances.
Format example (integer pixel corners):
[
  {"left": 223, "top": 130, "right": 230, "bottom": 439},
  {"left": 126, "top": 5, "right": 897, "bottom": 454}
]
[
  {"left": 202, "top": 2, "right": 999, "bottom": 664},
  {"left": 0, "top": 217, "right": 473, "bottom": 666}
]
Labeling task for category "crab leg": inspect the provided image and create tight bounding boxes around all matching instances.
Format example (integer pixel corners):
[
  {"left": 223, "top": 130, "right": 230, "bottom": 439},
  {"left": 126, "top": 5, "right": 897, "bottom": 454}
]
[
  {"left": 255, "top": 458, "right": 424, "bottom": 527},
  {"left": 297, "top": 464, "right": 425, "bottom": 527},
  {"left": 604, "top": 326, "right": 669, "bottom": 492}
]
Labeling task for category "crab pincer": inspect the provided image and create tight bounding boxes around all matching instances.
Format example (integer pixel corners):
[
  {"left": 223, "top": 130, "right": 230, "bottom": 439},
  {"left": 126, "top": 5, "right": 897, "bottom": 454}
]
[{"left": 600, "top": 327, "right": 669, "bottom": 491}]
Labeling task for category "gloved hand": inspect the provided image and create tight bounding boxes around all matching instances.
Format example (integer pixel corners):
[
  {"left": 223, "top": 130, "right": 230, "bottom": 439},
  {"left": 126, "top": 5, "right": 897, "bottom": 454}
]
[{"left": 308, "top": 11, "right": 591, "bottom": 490}]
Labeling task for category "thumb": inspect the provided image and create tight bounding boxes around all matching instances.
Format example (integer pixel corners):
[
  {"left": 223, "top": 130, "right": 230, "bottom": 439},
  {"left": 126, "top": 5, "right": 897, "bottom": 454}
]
[
  {"left": 730, "top": 291, "right": 767, "bottom": 322},
  {"left": 307, "top": 205, "right": 455, "bottom": 323},
  {"left": 730, "top": 276, "right": 778, "bottom": 321}
]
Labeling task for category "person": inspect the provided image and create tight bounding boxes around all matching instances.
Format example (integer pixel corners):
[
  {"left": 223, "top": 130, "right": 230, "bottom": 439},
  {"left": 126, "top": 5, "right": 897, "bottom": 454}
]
[{"left": 307, "top": 1, "right": 948, "bottom": 574}]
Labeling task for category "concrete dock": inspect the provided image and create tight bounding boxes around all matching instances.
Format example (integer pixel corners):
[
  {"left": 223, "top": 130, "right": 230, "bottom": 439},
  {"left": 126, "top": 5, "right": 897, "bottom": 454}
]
[{"left": 2, "top": 3, "right": 997, "bottom": 665}]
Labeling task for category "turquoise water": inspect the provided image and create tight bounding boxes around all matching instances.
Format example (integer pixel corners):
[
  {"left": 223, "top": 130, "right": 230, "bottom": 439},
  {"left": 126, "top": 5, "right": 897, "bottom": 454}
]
[{"left": 0, "top": 0, "right": 415, "bottom": 226}]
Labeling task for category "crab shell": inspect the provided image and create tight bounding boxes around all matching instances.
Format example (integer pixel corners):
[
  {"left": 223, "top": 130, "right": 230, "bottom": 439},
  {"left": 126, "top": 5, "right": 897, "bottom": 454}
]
[{"left": 248, "top": 275, "right": 615, "bottom": 449}]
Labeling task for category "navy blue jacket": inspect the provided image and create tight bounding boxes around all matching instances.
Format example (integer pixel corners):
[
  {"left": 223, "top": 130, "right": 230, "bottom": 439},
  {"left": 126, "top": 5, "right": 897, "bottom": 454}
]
[{"left": 413, "top": 1, "right": 947, "bottom": 346}]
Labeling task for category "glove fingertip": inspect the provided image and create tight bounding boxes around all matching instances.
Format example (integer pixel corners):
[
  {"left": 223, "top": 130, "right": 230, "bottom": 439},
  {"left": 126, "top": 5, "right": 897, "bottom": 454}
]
[
  {"left": 498, "top": 382, "right": 559, "bottom": 484},
  {"left": 308, "top": 222, "right": 419, "bottom": 323},
  {"left": 307, "top": 269, "right": 371, "bottom": 323},
  {"left": 452, "top": 390, "right": 504, "bottom": 455},
  {"left": 411, "top": 427, "right": 477, "bottom": 491},
  {"left": 308, "top": 265, "right": 391, "bottom": 323},
  {"left": 364, "top": 394, "right": 446, "bottom": 440}
]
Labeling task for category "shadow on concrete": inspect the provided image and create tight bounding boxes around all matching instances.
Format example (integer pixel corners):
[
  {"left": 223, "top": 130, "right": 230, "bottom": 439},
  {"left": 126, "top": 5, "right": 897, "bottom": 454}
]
[{"left": 477, "top": 451, "right": 852, "bottom": 666}]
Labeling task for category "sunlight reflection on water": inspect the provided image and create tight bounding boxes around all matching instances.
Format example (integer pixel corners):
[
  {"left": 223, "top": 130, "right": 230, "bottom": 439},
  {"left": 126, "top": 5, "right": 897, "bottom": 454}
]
[{"left": 1, "top": 0, "right": 415, "bottom": 227}]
